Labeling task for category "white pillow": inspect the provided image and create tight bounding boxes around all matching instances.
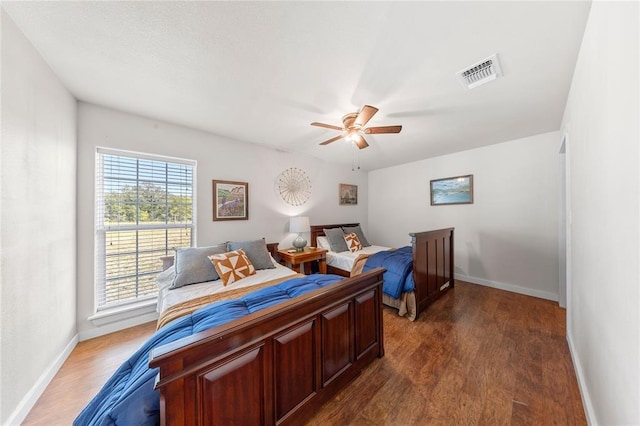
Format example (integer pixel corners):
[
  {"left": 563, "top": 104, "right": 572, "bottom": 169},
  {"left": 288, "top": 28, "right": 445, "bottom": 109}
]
[{"left": 317, "top": 236, "right": 331, "bottom": 250}]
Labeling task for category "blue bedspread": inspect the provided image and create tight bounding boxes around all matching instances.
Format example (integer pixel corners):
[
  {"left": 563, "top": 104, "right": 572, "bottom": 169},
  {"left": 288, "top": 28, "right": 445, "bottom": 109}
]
[
  {"left": 362, "top": 246, "right": 414, "bottom": 299},
  {"left": 74, "top": 274, "right": 344, "bottom": 426}
]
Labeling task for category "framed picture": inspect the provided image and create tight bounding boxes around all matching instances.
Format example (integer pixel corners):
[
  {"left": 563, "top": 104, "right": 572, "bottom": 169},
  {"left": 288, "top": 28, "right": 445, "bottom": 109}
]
[
  {"left": 430, "top": 174, "right": 474, "bottom": 205},
  {"left": 339, "top": 183, "right": 358, "bottom": 205},
  {"left": 213, "top": 180, "right": 248, "bottom": 220}
]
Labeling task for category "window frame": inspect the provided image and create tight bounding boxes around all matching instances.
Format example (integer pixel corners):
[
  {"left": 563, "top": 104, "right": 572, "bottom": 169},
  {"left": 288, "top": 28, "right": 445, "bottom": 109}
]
[{"left": 94, "top": 147, "right": 197, "bottom": 311}]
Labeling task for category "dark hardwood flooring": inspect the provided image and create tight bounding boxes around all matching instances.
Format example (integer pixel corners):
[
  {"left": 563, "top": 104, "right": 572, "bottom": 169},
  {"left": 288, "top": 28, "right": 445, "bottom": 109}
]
[
  {"left": 23, "top": 281, "right": 585, "bottom": 425},
  {"left": 306, "top": 281, "right": 585, "bottom": 425}
]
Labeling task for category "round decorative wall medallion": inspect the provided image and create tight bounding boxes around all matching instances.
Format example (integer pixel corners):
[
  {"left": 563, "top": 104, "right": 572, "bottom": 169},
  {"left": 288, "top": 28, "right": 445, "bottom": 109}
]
[{"left": 276, "top": 168, "right": 311, "bottom": 206}]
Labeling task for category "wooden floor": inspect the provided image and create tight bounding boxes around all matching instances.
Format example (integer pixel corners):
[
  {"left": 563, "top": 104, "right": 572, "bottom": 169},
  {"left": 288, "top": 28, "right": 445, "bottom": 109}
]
[
  {"left": 306, "top": 282, "right": 586, "bottom": 425},
  {"left": 23, "top": 281, "right": 585, "bottom": 425},
  {"left": 22, "top": 321, "right": 157, "bottom": 426}
]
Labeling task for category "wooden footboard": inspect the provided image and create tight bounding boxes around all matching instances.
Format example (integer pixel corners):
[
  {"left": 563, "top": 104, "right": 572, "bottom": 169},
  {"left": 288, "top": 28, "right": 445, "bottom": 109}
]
[
  {"left": 149, "top": 268, "right": 385, "bottom": 425},
  {"left": 411, "top": 228, "right": 455, "bottom": 314}
]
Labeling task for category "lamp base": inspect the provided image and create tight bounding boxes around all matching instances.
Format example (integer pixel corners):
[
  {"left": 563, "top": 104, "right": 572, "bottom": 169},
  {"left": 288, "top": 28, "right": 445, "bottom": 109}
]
[{"left": 292, "top": 234, "right": 307, "bottom": 252}]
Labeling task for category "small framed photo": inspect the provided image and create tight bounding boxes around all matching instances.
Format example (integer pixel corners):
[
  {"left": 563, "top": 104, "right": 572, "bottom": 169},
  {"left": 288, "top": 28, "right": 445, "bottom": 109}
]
[
  {"left": 339, "top": 183, "right": 358, "bottom": 205},
  {"left": 430, "top": 175, "right": 474, "bottom": 206},
  {"left": 213, "top": 180, "right": 248, "bottom": 220}
]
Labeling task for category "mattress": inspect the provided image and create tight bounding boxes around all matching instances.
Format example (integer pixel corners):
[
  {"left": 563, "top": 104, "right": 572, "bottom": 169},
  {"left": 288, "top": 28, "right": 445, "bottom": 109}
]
[
  {"left": 326, "top": 245, "right": 390, "bottom": 272},
  {"left": 156, "top": 259, "right": 298, "bottom": 314}
]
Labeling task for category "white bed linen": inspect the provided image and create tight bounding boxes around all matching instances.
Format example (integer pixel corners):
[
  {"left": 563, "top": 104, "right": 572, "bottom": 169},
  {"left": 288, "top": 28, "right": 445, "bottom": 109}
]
[
  {"left": 156, "top": 260, "right": 298, "bottom": 314},
  {"left": 326, "top": 245, "right": 390, "bottom": 273}
]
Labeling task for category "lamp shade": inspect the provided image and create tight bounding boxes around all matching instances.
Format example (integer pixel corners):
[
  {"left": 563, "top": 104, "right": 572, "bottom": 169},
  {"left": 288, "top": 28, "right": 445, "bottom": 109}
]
[{"left": 289, "top": 216, "right": 310, "bottom": 233}]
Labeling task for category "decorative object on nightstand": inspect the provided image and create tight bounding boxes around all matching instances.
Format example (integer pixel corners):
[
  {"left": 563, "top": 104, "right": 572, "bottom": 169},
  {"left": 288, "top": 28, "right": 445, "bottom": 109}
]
[{"left": 289, "top": 216, "right": 310, "bottom": 252}]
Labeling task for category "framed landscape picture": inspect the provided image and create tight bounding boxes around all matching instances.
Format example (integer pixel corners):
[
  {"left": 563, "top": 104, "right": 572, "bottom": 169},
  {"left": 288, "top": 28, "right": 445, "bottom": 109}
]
[
  {"left": 339, "top": 183, "right": 358, "bottom": 205},
  {"left": 430, "top": 175, "right": 474, "bottom": 206},
  {"left": 213, "top": 180, "right": 248, "bottom": 220}
]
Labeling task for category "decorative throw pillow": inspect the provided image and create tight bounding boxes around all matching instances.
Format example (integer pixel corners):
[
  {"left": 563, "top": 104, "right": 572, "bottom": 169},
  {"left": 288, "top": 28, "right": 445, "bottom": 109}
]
[
  {"left": 227, "top": 238, "right": 275, "bottom": 270},
  {"left": 171, "top": 243, "right": 228, "bottom": 289},
  {"left": 323, "top": 227, "right": 349, "bottom": 253},
  {"left": 208, "top": 249, "right": 256, "bottom": 286},
  {"left": 342, "top": 225, "right": 371, "bottom": 247},
  {"left": 344, "top": 232, "right": 363, "bottom": 252}
]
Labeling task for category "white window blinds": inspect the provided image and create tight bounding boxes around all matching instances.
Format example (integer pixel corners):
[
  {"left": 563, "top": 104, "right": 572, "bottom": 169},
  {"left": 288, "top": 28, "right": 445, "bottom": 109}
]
[{"left": 95, "top": 148, "right": 196, "bottom": 310}]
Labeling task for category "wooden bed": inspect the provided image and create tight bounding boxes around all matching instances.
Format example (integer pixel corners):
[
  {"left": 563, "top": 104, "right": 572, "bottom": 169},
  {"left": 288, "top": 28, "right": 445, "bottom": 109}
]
[
  {"left": 148, "top": 267, "right": 386, "bottom": 425},
  {"left": 311, "top": 224, "right": 454, "bottom": 319}
]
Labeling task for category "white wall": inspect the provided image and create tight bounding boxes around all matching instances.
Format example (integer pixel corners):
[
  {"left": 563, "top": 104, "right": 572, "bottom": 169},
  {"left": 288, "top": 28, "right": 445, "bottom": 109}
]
[
  {"left": 0, "top": 11, "right": 77, "bottom": 425},
  {"left": 561, "top": 2, "right": 639, "bottom": 424},
  {"left": 76, "top": 102, "right": 368, "bottom": 337},
  {"left": 369, "top": 132, "right": 561, "bottom": 300}
]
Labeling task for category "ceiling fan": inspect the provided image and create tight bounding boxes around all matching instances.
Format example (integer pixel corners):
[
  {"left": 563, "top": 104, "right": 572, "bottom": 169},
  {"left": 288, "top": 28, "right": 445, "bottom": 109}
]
[{"left": 311, "top": 105, "right": 402, "bottom": 149}]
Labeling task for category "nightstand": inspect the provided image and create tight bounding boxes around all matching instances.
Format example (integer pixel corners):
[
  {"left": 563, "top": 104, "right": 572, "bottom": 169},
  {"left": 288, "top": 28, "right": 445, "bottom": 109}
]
[{"left": 278, "top": 247, "right": 328, "bottom": 275}]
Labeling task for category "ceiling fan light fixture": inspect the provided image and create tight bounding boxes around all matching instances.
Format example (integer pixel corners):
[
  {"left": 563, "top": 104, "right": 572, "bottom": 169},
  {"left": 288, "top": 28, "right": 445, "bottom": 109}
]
[{"left": 311, "top": 104, "right": 401, "bottom": 150}]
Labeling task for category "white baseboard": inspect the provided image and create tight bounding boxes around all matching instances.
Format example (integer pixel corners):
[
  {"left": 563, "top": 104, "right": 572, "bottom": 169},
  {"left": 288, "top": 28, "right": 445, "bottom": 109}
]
[
  {"left": 567, "top": 329, "right": 597, "bottom": 425},
  {"left": 454, "top": 273, "right": 559, "bottom": 302},
  {"left": 5, "top": 334, "right": 79, "bottom": 426},
  {"left": 79, "top": 311, "right": 158, "bottom": 341},
  {"left": 6, "top": 311, "right": 158, "bottom": 424}
]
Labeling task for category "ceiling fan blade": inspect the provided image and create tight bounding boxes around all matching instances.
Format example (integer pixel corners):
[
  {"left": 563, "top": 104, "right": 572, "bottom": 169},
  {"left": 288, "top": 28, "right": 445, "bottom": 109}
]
[
  {"left": 354, "top": 105, "right": 379, "bottom": 128},
  {"left": 364, "top": 125, "right": 402, "bottom": 134},
  {"left": 311, "top": 122, "right": 343, "bottom": 131},
  {"left": 319, "top": 134, "right": 346, "bottom": 145},
  {"left": 354, "top": 135, "right": 369, "bottom": 149}
]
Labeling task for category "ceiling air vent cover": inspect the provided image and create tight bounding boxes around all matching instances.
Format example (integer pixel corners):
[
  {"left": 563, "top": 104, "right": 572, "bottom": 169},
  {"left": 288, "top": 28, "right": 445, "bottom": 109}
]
[{"left": 457, "top": 54, "right": 503, "bottom": 89}]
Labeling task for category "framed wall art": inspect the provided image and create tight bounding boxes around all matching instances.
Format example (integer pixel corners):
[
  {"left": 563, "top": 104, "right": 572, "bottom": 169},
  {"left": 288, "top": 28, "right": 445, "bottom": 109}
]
[
  {"left": 430, "top": 174, "right": 473, "bottom": 206},
  {"left": 339, "top": 183, "right": 358, "bottom": 205},
  {"left": 213, "top": 180, "right": 248, "bottom": 220}
]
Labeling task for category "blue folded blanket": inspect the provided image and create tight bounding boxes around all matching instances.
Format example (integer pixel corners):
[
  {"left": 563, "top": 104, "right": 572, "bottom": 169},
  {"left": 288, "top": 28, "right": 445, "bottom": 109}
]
[
  {"left": 74, "top": 274, "right": 344, "bottom": 426},
  {"left": 362, "top": 246, "right": 414, "bottom": 299}
]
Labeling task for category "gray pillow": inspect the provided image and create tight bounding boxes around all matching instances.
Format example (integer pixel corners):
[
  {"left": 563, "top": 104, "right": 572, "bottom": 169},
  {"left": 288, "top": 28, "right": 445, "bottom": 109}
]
[
  {"left": 323, "top": 228, "right": 349, "bottom": 253},
  {"left": 227, "top": 238, "right": 275, "bottom": 270},
  {"left": 342, "top": 225, "right": 371, "bottom": 247},
  {"left": 171, "top": 243, "right": 227, "bottom": 289}
]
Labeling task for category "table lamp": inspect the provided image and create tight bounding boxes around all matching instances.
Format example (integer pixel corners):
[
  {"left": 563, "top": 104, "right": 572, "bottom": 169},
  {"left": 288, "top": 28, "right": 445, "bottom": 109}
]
[{"left": 289, "top": 216, "right": 310, "bottom": 252}]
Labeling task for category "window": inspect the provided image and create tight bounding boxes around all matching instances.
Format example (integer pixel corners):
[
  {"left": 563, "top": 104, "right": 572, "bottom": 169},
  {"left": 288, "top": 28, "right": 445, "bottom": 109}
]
[{"left": 95, "top": 148, "right": 196, "bottom": 310}]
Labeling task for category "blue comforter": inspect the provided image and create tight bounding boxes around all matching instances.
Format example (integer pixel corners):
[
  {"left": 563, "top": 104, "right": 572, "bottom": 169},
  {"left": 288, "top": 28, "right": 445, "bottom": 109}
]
[
  {"left": 74, "top": 274, "right": 344, "bottom": 426},
  {"left": 362, "top": 246, "right": 414, "bottom": 299}
]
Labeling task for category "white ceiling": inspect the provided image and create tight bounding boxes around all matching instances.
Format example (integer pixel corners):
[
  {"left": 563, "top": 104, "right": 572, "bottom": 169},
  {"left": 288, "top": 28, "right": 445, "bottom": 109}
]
[{"left": 2, "top": 1, "right": 591, "bottom": 171}]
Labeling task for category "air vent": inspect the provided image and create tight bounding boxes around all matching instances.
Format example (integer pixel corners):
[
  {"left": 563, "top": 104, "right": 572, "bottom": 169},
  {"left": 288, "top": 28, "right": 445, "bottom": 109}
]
[{"left": 457, "top": 54, "right": 503, "bottom": 89}]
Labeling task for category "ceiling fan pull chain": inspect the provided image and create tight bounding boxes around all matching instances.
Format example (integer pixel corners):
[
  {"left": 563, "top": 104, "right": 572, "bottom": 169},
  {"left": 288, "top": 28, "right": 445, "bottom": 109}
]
[{"left": 351, "top": 143, "right": 360, "bottom": 171}]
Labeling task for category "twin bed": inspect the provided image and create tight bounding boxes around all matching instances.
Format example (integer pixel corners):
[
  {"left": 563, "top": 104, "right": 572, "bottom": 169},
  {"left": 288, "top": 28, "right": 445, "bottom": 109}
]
[
  {"left": 76, "top": 226, "right": 454, "bottom": 425},
  {"left": 311, "top": 224, "right": 455, "bottom": 321}
]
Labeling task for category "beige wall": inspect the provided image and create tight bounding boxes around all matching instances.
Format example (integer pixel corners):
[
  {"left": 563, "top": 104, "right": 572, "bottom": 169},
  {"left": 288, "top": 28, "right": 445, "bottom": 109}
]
[
  {"left": 0, "top": 11, "right": 77, "bottom": 425},
  {"left": 561, "top": 2, "right": 639, "bottom": 424},
  {"left": 368, "top": 131, "right": 562, "bottom": 300}
]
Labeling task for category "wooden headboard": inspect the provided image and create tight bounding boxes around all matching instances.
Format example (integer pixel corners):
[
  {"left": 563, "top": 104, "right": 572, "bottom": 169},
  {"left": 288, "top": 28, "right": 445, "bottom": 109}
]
[{"left": 310, "top": 223, "right": 360, "bottom": 247}]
